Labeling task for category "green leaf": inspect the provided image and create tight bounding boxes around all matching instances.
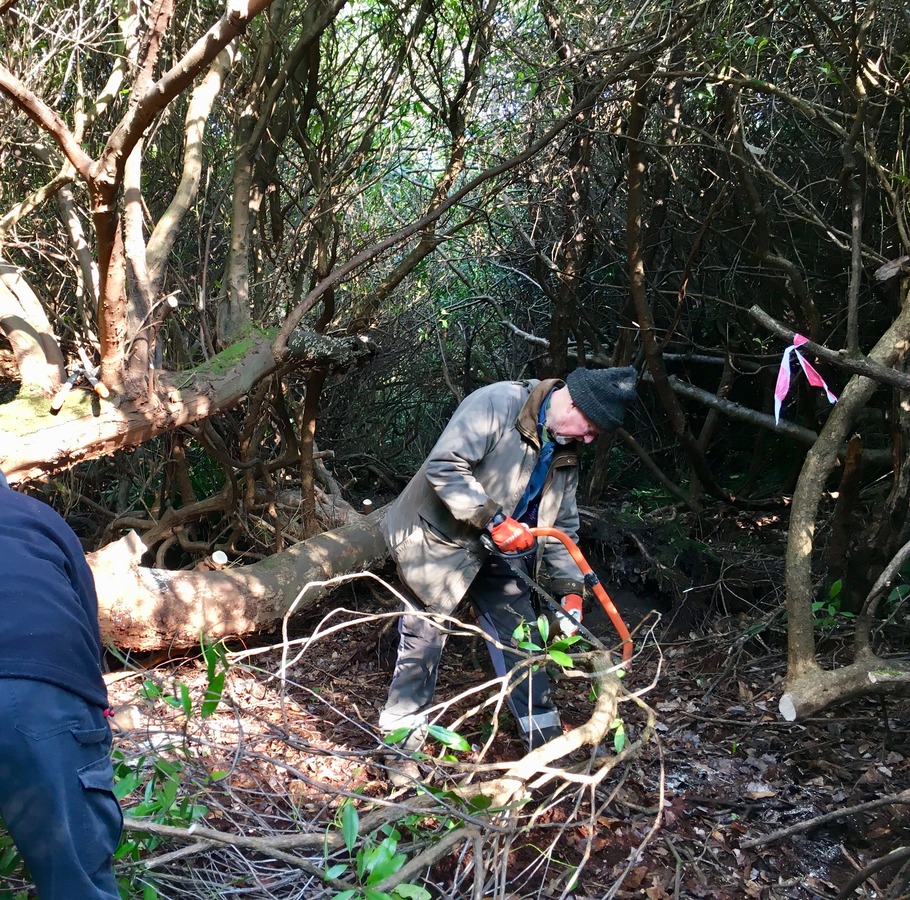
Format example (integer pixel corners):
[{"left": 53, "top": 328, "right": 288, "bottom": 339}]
[
  {"left": 0, "top": 845, "right": 20, "bottom": 873},
  {"left": 468, "top": 794, "right": 493, "bottom": 811},
  {"left": 355, "top": 846, "right": 368, "bottom": 881},
  {"left": 201, "top": 636, "right": 218, "bottom": 682},
  {"left": 547, "top": 649, "right": 574, "bottom": 669},
  {"left": 342, "top": 801, "right": 360, "bottom": 854},
  {"left": 140, "top": 680, "right": 162, "bottom": 700},
  {"left": 164, "top": 780, "right": 180, "bottom": 809},
  {"left": 201, "top": 671, "right": 226, "bottom": 718},
  {"left": 131, "top": 799, "right": 158, "bottom": 817},
  {"left": 383, "top": 727, "right": 413, "bottom": 746},
  {"left": 359, "top": 841, "right": 392, "bottom": 879},
  {"left": 154, "top": 758, "right": 182, "bottom": 779},
  {"left": 366, "top": 852, "right": 407, "bottom": 884},
  {"left": 330, "top": 892, "right": 358, "bottom": 900},
  {"left": 113, "top": 772, "right": 142, "bottom": 801},
  {"left": 376, "top": 832, "right": 398, "bottom": 859},
  {"left": 324, "top": 863, "right": 348, "bottom": 880},
  {"left": 549, "top": 636, "right": 582, "bottom": 652},
  {"left": 113, "top": 839, "right": 138, "bottom": 861},
  {"left": 612, "top": 719, "right": 627, "bottom": 754},
  {"left": 205, "top": 637, "right": 228, "bottom": 682},
  {"left": 143, "top": 883, "right": 159, "bottom": 900},
  {"left": 828, "top": 579, "right": 843, "bottom": 600},
  {"left": 537, "top": 614, "right": 549, "bottom": 644},
  {"left": 393, "top": 885, "right": 432, "bottom": 899},
  {"left": 179, "top": 683, "right": 192, "bottom": 718},
  {"left": 426, "top": 724, "right": 471, "bottom": 752}
]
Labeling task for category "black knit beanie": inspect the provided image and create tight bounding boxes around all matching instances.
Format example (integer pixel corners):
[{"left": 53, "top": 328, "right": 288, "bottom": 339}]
[{"left": 565, "top": 366, "right": 638, "bottom": 433}]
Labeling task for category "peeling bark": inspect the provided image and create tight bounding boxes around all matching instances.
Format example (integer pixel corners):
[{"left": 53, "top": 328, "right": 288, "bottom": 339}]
[{"left": 0, "top": 258, "right": 66, "bottom": 393}]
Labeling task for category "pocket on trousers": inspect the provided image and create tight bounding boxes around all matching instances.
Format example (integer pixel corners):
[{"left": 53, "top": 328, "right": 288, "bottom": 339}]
[
  {"left": 78, "top": 755, "right": 124, "bottom": 872},
  {"left": 72, "top": 725, "right": 112, "bottom": 746},
  {"left": 11, "top": 680, "right": 82, "bottom": 740}
]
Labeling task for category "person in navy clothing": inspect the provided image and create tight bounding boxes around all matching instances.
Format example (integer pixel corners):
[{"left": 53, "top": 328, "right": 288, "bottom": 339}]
[{"left": 0, "top": 471, "right": 122, "bottom": 898}]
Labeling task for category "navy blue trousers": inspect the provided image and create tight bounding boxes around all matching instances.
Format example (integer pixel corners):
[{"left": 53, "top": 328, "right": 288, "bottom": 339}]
[
  {"left": 0, "top": 679, "right": 122, "bottom": 898},
  {"left": 382, "top": 555, "right": 561, "bottom": 748}
]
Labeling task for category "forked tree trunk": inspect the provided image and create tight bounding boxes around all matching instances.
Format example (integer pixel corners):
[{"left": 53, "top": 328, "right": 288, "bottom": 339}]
[{"left": 780, "top": 284, "right": 910, "bottom": 719}]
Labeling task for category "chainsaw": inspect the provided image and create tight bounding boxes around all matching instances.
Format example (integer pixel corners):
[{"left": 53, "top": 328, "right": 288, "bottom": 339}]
[{"left": 480, "top": 525, "right": 633, "bottom": 664}]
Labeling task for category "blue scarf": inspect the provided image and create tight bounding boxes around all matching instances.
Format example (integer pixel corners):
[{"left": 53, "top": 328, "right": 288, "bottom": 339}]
[{"left": 512, "top": 394, "right": 556, "bottom": 524}]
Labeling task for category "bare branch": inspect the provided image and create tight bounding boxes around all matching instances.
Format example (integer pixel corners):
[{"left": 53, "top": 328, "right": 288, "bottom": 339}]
[
  {"left": 749, "top": 304, "right": 910, "bottom": 390},
  {"left": 0, "top": 66, "right": 93, "bottom": 179}
]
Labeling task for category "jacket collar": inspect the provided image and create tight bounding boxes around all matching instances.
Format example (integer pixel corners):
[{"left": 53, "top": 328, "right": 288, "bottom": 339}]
[{"left": 517, "top": 379, "right": 561, "bottom": 446}]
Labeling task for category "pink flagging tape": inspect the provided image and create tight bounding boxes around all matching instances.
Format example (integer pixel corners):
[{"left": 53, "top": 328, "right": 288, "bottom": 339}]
[{"left": 774, "top": 334, "right": 838, "bottom": 424}]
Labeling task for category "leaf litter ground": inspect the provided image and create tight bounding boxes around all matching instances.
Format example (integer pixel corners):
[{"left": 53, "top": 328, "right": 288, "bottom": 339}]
[
  {"left": 12, "top": 509, "right": 906, "bottom": 900},
  {"left": 84, "top": 585, "right": 910, "bottom": 900}
]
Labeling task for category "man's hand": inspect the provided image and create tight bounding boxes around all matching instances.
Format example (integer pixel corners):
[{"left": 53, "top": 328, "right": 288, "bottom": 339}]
[
  {"left": 558, "top": 593, "right": 583, "bottom": 635},
  {"left": 488, "top": 515, "right": 535, "bottom": 552}
]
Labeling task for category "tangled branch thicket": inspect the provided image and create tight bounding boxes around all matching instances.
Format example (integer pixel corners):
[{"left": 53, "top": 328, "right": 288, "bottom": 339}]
[{"left": 86, "top": 584, "right": 658, "bottom": 900}]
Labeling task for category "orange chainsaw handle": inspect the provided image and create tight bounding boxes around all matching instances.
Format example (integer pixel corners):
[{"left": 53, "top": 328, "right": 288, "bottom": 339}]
[{"left": 529, "top": 526, "right": 633, "bottom": 664}]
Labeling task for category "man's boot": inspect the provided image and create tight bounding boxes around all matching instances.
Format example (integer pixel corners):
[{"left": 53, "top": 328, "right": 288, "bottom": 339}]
[
  {"left": 526, "top": 724, "right": 563, "bottom": 751},
  {"left": 381, "top": 722, "right": 428, "bottom": 788}
]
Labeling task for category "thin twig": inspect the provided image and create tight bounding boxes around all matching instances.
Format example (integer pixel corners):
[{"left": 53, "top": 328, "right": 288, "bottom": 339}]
[{"left": 741, "top": 789, "right": 910, "bottom": 848}]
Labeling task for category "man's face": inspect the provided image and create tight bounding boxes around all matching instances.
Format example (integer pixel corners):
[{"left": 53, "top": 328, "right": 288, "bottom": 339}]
[{"left": 546, "top": 401, "right": 603, "bottom": 444}]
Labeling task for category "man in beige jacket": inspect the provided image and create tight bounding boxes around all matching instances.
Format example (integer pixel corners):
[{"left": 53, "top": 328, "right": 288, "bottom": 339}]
[{"left": 379, "top": 367, "right": 637, "bottom": 752}]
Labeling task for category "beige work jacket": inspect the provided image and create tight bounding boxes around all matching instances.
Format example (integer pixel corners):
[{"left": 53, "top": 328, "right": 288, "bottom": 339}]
[{"left": 381, "top": 379, "right": 584, "bottom": 614}]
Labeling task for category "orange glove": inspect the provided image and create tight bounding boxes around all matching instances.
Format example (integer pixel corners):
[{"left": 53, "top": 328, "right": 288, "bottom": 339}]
[
  {"left": 488, "top": 515, "right": 535, "bottom": 552},
  {"left": 558, "top": 593, "right": 584, "bottom": 635}
]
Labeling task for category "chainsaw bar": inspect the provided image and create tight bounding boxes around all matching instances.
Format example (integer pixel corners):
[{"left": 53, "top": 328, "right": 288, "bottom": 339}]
[{"left": 480, "top": 533, "right": 610, "bottom": 653}]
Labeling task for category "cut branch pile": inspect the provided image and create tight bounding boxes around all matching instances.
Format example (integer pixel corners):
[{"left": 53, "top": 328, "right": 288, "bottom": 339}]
[{"left": 95, "top": 601, "right": 656, "bottom": 900}]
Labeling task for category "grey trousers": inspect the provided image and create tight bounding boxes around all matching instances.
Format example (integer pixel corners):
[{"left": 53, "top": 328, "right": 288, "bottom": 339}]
[{"left": 380, "top": 554, "right": 562, "bottom": 748}]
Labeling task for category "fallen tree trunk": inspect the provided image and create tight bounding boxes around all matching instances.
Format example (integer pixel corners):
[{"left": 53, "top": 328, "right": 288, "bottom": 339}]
[{"left": 88, "top": 509, "right": 389, "bottom": 651}]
